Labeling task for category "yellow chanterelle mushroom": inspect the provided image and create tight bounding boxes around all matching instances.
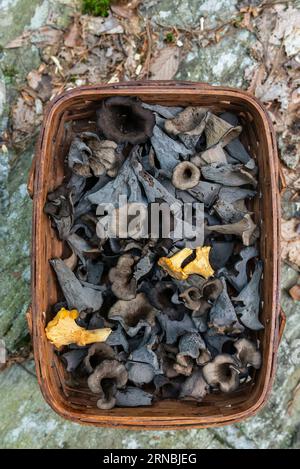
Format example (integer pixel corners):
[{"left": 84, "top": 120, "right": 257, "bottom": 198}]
[
  {"left": 158, "top": 247, "right": 193, "bottom": 280},
  {"left": 45, "top": 307, "right": 112, "bottom": 349},
  {"left": 158, "top": 246, "right": 214, "bottom": 280},
  {"left": 182, "top": 246, "right": 214, "bottom": 279}
]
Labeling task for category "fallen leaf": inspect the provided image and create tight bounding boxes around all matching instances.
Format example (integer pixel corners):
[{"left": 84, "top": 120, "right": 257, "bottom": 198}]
[
  {"left": 289, "top": 284, "right": 300, "bottom": 301},
  {"left": 30, "top": 26, "right": 63, "bottom": 47},
  {"left": 150, "top": 47, "right": 180, "bottom": 80},
  {"left": 5, "top": 31, "right": 31, "bottom": 48},
  {"left": 281, "top": 218, "right": 300, "bottom": 268},
  {"left": 64, "top": 19, "right": 81, "bottom": 48},
  {"left": 82, "top": 13, "right": 124, "bottom": 36},
  {"left": 27, "top": 70, "right": 52, "bottom": 101}
]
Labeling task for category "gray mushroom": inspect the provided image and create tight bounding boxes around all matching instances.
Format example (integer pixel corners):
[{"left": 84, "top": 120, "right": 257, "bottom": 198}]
[
  {"left": 177, "top": 332, "right": 210, "bottom": 367},
  {"left": 87, "top": 359, "right": 128, "bottom": 409},
  {"left": 84, "top": 343, "right": 116, "bottom": 374},
  {"left": 191, "top": 143, "right": 227, "bottom": 166},
  {"left": 126, "top": 362, "right": 155, "bottom": 385},
  {"left": 180, "top": 369, "right": 210, "bottom": 401},
  {"left": 209, "top": 241, "right": 234, "bottom": 270},
  {"left": 172, "top": 161, "right": 201, "bottom": 190},
  {"left": 233, "top": 260, "right": 264, "bottom": 330},
  {"left": 201, "top": 278, "right": 223, "bottom": 303},
  {"left": 192, "top": 305, "right": 210, "bottom": 333},
  {"left": 108, "top": 293, "right": 158, "bottom": 337},
  {"left": 209, "top": 277, "right": 244, "bottom": 335},
  {"left": 179, "top": 287, "right": 202, "bottom": 310},
  {"left": 206, "top": 214, "right": 259, "bottom": 246},
  {"left": 68, "top": 132, "right": 122, "bottom": 178},
  {"left": 61, "top": 349, "right": 87, "bottom": 373},
  {"left": 151, "top": 125, "right": 192, "bottom": 175},
  {"left": 106, "top": 325, "right": 129, "bottom": 352},
  {"left": 157, "top": 312, "right": 197, "bottom": 344},
  {"left": 204, "top": 112, "right": 242, "bottom": 149},
  {"left": 201, "top": 163, "right": 257, "bottom": 187},
  {"left": 223, "top": 245, "right": 258, "bottom": 291},
  {"left": 108, "top": 254, "right": 137, "bottom": 300},
  {"left": 234, "top": 338, "right": 262, "bottom": 369},
  {"left": 202, "top": 354, "right": 241, "bottom": 393},
  {"left": 115, "top": 387, "right": 153, "bottom": 407},
  {"left": 50, "top": 259, "right": 103, "bottom": 312},
  {"left": 213, "top": 199, "right": 247, "bottom": 224},
  {"left": 44, "top": 185, "right": 74, "bottom": 240},
  {"left": 165, "top": 106, "right": 208, "bottom": 150},
  {"left": 188, "top": 180, "right": 220, "bottom": 207}
]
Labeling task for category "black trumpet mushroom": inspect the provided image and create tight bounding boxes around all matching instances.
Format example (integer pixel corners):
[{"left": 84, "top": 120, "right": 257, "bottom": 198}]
[{"left": 97, "top": 96, "right": 155, "bottom": 144}]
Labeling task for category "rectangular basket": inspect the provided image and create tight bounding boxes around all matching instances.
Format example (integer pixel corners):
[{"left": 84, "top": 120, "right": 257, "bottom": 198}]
[{"left": 27, "top": 81, "right": 285, "bottom": 430}]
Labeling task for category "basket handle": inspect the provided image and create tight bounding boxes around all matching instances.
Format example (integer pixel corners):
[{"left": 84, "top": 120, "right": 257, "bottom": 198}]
[{"left": 109, "top": 80, "right": 213, "bottom": 90}]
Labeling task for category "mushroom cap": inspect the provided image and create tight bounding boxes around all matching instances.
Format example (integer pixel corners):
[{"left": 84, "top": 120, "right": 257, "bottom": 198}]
[
  {"left": 45, "top": 307, "right": 111, "bottom": 349},
  {"left": 179, "top": 287, "right": 202, "bottom": 310},
  {"left": 172, "top": 162, "right": 201, "bottom": 190},
  {"left": 158, "top": 247, "right": 193, "bottom": 280},
  {"left": 202, "top": 354, "right": 240, "bottom": 393},
  {"left": 234, "top": 338, "right": 262, "bottom": 369},
  {"left": 108, "top": 254, "right": 137, "bottom": 300},
  {"left": 182, "top": 246, "right": 214, "bottom": 279},
  {"left": 201, "top": 278, "right": 223, "bottom": 302},
  {"left": 97, "top": 96, "right": 155, "bottom": 144},
  {"left": 84, "top": 343, "right": 116, "bottom": 374},
  {"left": 108, "top": 293, "right": 158, "bottom": 336},
  {"left": 180, "top": 369, "right": 209, "bottom": 401},
  {"left": 87, "top": 359, "right": 128, "bottom": 410}
]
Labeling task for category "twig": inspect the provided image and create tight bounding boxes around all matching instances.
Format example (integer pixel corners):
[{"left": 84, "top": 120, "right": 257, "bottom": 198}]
[{"left": 140, "top": 20, "right": 153, "bottom": 79}]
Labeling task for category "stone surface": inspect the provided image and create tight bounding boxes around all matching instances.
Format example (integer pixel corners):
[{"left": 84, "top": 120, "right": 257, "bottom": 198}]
[
  {"left": 0, "top": 147, "right": 33, "bottom": 352},
  {"left": 0, "top": 0, "right": 299, "bottom": 450},
  {"left": 176, "top": 29, "right": 256, "bottom": 87},
  {"left": 141, "top": 0, "right": 238, "bottom": 29}
]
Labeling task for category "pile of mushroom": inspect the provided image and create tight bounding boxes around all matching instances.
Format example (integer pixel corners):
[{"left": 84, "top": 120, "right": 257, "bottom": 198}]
[{"left": 45, "top": 97, "right": 263, "bottom": 409}]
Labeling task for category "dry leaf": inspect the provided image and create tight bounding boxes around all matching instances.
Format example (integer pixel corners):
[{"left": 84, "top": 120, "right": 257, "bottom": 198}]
[
  {"left": 289, "top": 284, "right": 300, "bottom": 301},
  {"left": 150, "top": 47, "right": 180, "bottom": 80},
  {"left": 64, "top": 20, "right": 81, "bottom": 48},
  {"left": 281, "top": 218, "right": 300, "bottom": 268}
]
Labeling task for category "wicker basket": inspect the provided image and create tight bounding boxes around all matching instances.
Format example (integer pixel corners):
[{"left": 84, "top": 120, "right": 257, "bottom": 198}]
[{"left": 27, "top": 81, "right": 285, "bottom": 429}]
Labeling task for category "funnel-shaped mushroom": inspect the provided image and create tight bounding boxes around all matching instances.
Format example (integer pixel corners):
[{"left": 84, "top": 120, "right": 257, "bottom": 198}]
[
  {"left": 158, "top": 247, "right": 193, "bottom": 280},
  {"left": 108, "top": 254, "right": 137, "bottom": 300},
  {"left": 180, "top": 369, "right": 210, "bottom": 401},
  {"left": 201, "top": 278, "right": 223, "bottom": 302},
  {"left": 233, "top": 260, "right": 264, "bottom": 330},
  {"left": 206, "top": 214, "right": 259, "bottom": 246},
  {"left": 202, "top": 354, "right": 241, "bottom": 393},
  {"left": 182, "top": 246, "right": 214, "bottom": 279},
  {"left": 84, "top": 343, "right": 116, "bottom": 374},
  {"left": 88, "top": 359, "right": 128, "bottom": 409},
  {"left": 172, "top": 161, "right": 201, "bottom": 190},
  {"left": 209, "top": 278, "right": 244, "bottom": 335},
  {"left": 179, "top": 287, "right": 202, "bottom": 310},
  {"left": 234, "top": 338, "right": 262, "bottom": 369},
  {"left": 201, "top": 163, "right": 257, "bottom": 187},
  {"left": 108, "top": 293, "right": 158, "bottom": 336},
  {"left": 165, "top": 106, "right": 208, "bottom": 150},
  {"left": 97, "top": 96, "right": 155, "bottom": 144},
  {"left": 45, "top": 308, "right": 111, "bottom": 349}
]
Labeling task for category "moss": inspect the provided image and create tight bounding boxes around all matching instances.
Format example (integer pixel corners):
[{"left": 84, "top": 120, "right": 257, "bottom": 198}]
[
  {"left": 2, "top": 65, "right": 18, "bottom": 85},
  {"left": 82, "top": 0, "right": 110, "bottom": 17},
  {"left": 165, "top": 32, "right": 175, "bottom": 43}
]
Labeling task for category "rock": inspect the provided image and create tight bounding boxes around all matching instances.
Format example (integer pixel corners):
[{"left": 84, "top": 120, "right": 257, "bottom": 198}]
[
  {"left": 141, "top": 0, "right": 238, "bottom": 30},
  {"left": 0, "top": 148, "right": 33, "bottom": 351},
  {"left": 176, "top": 30, "right": 256, "bottom": 87},
  {"left": 0, "top": 360, "right": 229, "bottom": 448}
]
